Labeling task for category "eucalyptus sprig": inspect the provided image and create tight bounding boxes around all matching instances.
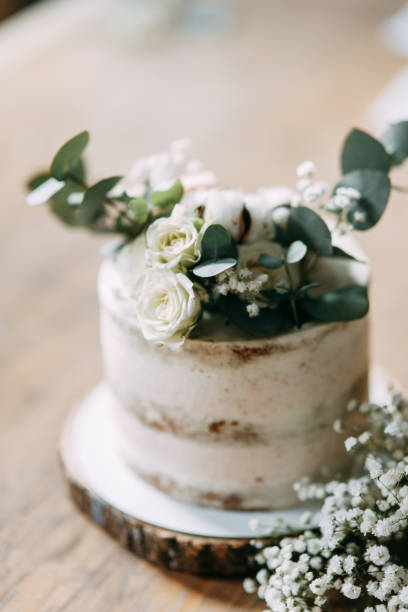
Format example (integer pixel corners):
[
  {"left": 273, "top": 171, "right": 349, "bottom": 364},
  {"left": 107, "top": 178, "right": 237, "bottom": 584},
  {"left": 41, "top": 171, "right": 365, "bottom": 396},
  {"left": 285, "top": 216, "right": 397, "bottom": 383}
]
[{"left": 27, "top": 131, "right": 184, "bottom": 240}]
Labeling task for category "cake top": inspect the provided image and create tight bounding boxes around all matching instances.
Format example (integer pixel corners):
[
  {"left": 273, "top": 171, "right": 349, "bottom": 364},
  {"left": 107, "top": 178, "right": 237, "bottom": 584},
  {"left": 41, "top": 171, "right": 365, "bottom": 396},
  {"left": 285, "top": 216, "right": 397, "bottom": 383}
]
[{"left": 27, "top": 121, "right": 408, "bottom": 348}]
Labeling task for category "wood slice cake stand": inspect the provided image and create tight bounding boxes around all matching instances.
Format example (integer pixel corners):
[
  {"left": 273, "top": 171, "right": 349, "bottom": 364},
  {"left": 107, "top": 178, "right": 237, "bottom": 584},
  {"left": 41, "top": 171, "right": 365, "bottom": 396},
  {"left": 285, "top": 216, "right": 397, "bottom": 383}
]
[{"left": 59, "top": 369, "right": 390, "bottom": 577}]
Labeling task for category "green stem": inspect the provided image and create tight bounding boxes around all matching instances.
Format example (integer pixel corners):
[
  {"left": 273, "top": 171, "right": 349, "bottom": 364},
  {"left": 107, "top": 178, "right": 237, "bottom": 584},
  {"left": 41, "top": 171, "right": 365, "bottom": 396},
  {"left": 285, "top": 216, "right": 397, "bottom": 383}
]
[
  {"left": 285, "top": 261, "right": 300, "bottom": 328},
  {"left": 391, "top": 184, "right": 408, "bottom": 193}
]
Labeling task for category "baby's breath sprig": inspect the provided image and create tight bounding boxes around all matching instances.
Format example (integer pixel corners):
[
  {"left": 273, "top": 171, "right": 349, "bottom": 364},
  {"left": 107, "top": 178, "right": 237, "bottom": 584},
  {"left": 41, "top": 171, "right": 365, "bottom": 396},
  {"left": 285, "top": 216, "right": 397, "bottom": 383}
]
[{"left": 245, "top": 391, "right": 408, "bottom": 611}]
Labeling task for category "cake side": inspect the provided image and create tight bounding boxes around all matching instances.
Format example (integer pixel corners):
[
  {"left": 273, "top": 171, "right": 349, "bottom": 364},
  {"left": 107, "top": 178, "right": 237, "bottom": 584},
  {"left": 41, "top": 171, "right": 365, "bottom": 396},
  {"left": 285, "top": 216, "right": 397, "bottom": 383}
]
[{"left": 99, "top": 258, "right": 369, "bottom": 509}]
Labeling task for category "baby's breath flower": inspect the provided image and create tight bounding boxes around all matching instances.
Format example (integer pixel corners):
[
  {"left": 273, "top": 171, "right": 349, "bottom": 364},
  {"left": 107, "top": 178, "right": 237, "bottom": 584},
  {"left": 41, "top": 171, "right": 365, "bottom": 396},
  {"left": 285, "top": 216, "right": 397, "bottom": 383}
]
[
  {"left": 352, "top": 210, "right": 366, "bottom": 224},
  {"left": 341, "top": 580, "right": 361, "bottom": 600},
  {"left": 243, "top": 577, "right": 257, "bottom": 594},
  {"left": 345, "top": 436, "right": 358, "bottom": 451},
  {"left": 366, "top": 545, "right": 391, "bottom": 566},
  {"left": 246, "top": 392, "right": 408, "bottom": 611},
  {"left": 296, "top": 160, "right": 316, "bottom": 178}
]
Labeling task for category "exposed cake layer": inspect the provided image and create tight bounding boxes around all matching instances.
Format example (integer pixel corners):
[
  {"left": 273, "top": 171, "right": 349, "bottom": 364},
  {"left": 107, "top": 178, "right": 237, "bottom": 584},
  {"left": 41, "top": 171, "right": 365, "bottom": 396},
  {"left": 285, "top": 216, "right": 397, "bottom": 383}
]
[{"left": 99, "top": 258, "right": 369, "bottom": 509}]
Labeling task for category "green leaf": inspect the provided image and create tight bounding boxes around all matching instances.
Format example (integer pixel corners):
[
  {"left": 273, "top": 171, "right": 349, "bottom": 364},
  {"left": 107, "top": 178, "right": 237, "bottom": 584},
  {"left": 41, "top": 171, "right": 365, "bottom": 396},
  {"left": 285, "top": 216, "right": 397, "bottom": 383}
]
[
  {"left": 50, "top": 198, "right": 78, "bottom": 226},
  {"left": 129, "top": 198, "right": 149, "bottom": 224},
  {"left": 295, "top": 282, "right": 320, "bottom": 300},
  {"left": 381, "top": 121, "right": 408, "bottom": 165},
  {"left": 258, "top": 253, "right": 284, "bottom": 269},
  {"left": 150, "top": 179, "right": 183, "bottom": 209},
  {"left": 50, "top": 131, "right": 90, "bottom": 180},
  {"left": 331, "top": 245, "right": 366, "bottom": 263},
  {"left": 193, "top": 258, "right": 237, "bottom": 278},
  {"left": 299, "top": 285, "right": 369, "bottom": 322},
  {"left": 27, "top": 177, "right": 65, "bottom": 206},
  {"left": 287, "top": 206, "right": 332, "bottom": 256},
  {"left": 27, "top": 172, "right": 51, "bottom": 191},
  {"left": 335, "top": 169, "right": 391, "bottom": 230},
  {"left": 69, "top": 158, "right": 86, "bottom": 183},
  {"left": 341, "top": 128, "right": 391, "bottom": 174},
  {"left": 76, "top": 176, "right": 121, "bottom": 225},
  {"left": 225, "top": 297, "right": 290, "bottom": 337},
  {"left": 261, "top": 288, "right": 290, "bottom": 304},
  {"left": 201, "top": 224, "right": 238, "bottom": 261},
  {"left": 286, "top": 240, "right": 307, "bottom": 264}
]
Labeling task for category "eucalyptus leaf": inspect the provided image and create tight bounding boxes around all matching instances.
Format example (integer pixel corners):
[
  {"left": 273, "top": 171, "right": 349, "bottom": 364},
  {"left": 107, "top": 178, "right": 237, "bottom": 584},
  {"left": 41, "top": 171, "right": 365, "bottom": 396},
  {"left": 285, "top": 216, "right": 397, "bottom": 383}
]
[
  {"left": 50, "top": 199, "right": 78, "bottom": 226},
  {"left": 331, "top": 245, "right": 366, "bottom": 263},
  {"left": 48, "top": 178, "right": 86, "bottom": 226},
  {"left": 201, "top": 224, "right": 238, "bottom": 261},
  {"left": 381, "top": 121, "right": 408, "bottom": 165},
  {"left": 193, "top": 257, "right": 236, "bottom": 278},
  {"left": 67, "top": 192, "right": 84, "bottom": 206},
  {"left": 335, "top": 169, "right": 391, "bottom": 230},
  {"left": 261, "top": 288, "right": 290, "bottom": 304},
  {"left": 129, "top": 198, "right": 149, "bottom": 224},
  {"left": 76, "top": 176, "right": 121, "bottom": 225},
  {"left": 295, "top": 282, "right": 321, "bottom": 300},
  {"left": 69, "top": 158, "right": 86, "bottom": 184},
  {"left": 225, "top": 297, "right": 290, "bottom": 337},
  {"left": 287, "top": 206, "right": 332, "bottom": 256},
  {"left": 341, "top": 128, "right": 391, "bottom": 174},
  {"left": 286, "top": 240, "right": 307, "bottom": 264},
  {"left": 27, "top": 172, "right": 51, "bottom": 191},
  {"left": 50, "top": 131, "right": 90, "bottom": 180},
  {"left": 299, "top": 285, "right": 369, "bottom": 322},
  {"left": 27, "top": 177, "right": 65, "bottom": 206},
  {"left": 150, "top": 179, "right": 183, "bottom": 209},
  {"left": 258, "top": 253, "right": 284, "bottom": 269}
]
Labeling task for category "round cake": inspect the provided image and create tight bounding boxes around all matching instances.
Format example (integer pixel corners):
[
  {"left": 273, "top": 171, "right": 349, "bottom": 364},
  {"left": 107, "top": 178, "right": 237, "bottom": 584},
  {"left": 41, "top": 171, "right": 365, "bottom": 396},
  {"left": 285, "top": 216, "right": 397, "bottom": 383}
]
[
  {"left": 27, "top": 133, "right": 382, "bottom": 511},
  {"left": 99, "top": 252, "right": 369, "bottom": 510}
]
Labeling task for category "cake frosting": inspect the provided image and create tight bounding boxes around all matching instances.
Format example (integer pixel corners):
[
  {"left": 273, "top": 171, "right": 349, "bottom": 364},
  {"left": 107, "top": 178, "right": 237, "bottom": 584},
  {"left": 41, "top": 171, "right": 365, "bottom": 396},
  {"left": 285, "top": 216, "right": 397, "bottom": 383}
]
[{"left": 99, "top": 252, "right": 370, "bottom": 510}]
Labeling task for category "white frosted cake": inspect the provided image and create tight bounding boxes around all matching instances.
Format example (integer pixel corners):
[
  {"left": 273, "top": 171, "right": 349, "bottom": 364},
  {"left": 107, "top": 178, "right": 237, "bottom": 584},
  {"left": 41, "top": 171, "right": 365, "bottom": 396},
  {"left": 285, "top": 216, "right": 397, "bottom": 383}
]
[
  {"left": 28, "top": 130, "right": 384, "bottom": 511},
  {"left": 99, "top": 242, "right": 370, "bottom": 510}
]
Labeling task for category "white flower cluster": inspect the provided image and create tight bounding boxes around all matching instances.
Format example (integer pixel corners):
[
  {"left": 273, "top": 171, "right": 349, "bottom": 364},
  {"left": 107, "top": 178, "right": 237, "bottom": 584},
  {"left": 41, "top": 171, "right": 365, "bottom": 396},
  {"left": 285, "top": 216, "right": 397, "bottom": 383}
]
[
  {"left": 291, "top": 161, "right": 364, "bottom": 236},
  {"left": 111, "top": 138, "right": 216, "bottom": 198},
  {"left": 214, "top": 240, "right": 300, "bottom": 317},
  {"left": 245, "top": 391, "right": 408, "bottom": 611},
  {"left": 295, "top": 160, "right": 328, "bottom": 209}
]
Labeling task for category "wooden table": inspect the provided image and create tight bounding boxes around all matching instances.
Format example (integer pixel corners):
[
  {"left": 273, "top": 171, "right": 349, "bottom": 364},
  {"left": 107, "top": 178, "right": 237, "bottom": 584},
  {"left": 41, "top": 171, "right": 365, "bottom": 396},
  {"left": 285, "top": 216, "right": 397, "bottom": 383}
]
[{"left": 1, "top": 0, "right": 407, "bottom": 609}]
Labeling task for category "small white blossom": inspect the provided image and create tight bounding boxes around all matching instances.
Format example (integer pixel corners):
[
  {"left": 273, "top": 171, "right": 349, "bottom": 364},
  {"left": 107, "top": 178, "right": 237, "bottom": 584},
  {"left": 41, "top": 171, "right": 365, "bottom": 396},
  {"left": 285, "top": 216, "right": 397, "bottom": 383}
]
[
  {"left": 296, "top": 160, "right": 316, "bottom": 178},
  {"left": 345, "top": 436, "right": 358, "bottom": 451},
  {"left": 366, "top": 546, "right": 391, "bottom": 566},
  {"left": 310, "top": 576, "right": 329, "bottom": 595},
  {"left": 352, "top": 210, "right": 367, "bottom": 224},
  {"left": 341, "top": 580, "right": 361, "bottom": 599},
  {"left": 243, "top": 578, "right": 257, "bottom": 594},
  {"left": 336, "top": 186, "right": 362, "bottom": 200},
  {"left": 246, "top": 303, "right": 260, "bottom": 318},
  {"left": 359, "top": 431, "right": 371, "bottom": 444}
]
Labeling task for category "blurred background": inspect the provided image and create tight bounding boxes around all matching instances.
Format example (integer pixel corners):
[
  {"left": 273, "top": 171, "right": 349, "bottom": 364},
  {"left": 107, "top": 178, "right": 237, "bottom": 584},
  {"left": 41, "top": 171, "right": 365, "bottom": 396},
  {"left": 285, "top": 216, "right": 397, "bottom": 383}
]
[{"left": 2, "top": 1, "right": 408, "bottom": 609}]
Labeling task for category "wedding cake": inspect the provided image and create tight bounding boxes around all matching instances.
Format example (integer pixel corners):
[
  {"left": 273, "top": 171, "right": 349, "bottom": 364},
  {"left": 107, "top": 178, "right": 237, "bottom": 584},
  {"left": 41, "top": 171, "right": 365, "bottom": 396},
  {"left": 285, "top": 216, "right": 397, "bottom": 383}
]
[{"left": 29, "top": 123, "right": 404, "bottom": 510}]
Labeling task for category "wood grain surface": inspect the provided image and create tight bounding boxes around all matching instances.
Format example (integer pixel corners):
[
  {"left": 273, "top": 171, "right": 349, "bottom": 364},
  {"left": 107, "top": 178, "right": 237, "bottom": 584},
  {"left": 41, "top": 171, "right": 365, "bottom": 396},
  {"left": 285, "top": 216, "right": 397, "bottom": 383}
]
[{"left": 1, "top": 0, "right": 408, "bottom": 610}]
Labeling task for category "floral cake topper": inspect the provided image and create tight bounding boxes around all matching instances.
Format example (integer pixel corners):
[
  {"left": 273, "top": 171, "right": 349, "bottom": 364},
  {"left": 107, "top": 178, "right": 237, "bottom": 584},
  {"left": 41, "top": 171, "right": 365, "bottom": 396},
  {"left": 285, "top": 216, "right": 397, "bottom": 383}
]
[{"left": 27, "top": 121, "right": 408, "bottom": 347}]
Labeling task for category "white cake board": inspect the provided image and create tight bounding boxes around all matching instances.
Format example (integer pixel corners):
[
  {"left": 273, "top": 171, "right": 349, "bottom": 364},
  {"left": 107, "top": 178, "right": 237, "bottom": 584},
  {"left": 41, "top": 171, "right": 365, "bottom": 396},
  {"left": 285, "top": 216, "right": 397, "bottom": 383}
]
[{"left": 59, "top": 366, "right": 391, "bottom": 575}]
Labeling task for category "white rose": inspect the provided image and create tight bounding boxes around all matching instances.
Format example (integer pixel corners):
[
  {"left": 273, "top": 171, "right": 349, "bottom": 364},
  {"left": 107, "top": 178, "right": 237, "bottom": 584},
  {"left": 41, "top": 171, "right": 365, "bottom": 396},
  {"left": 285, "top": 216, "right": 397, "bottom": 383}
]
[
  {"left": 134, "top": 270, "right": 201, "bottom": 349},
  {"left": 203, "top": 189, "right": 245, "bottom": 241},
  {"left": 145, "top": 206, "right": 202, "bottom": 270},
  {"left": 238, "top": 240, "right": 300, "bottom": 291}
]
